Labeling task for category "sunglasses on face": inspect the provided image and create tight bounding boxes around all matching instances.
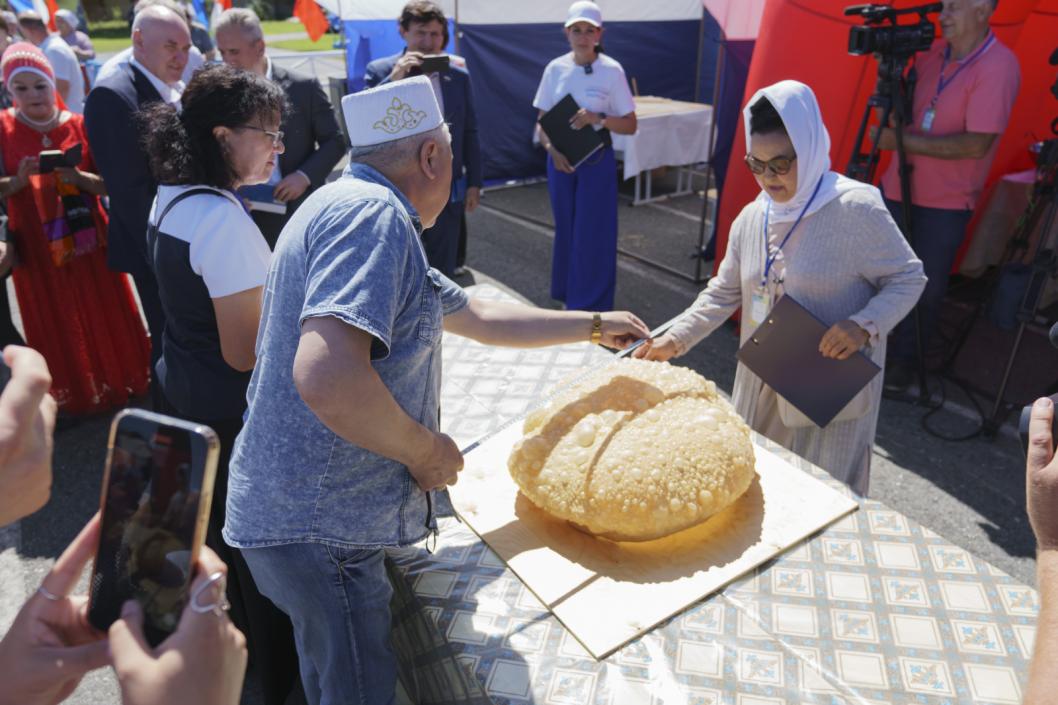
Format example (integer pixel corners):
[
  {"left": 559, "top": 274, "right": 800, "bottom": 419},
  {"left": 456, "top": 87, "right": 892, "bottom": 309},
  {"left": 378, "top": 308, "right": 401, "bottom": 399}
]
[{"left": 744, "top": 154, "right": 796, "bottom": 176}]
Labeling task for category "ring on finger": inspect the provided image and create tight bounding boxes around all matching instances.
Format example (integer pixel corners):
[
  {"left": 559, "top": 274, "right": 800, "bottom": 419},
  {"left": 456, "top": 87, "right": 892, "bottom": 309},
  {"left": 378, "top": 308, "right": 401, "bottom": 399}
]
[
  {"left": 37, "top": 583, "right": 64, "bottom": 602},
  {"left": 190, "top": 571, "right": 231, "bottom": 617}
]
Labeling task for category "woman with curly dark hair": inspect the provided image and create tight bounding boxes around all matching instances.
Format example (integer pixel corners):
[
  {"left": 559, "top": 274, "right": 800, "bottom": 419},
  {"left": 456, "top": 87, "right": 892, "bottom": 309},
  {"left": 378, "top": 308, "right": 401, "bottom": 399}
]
[{"left": 139, "top": 62, "right": 300, "bottom": 705}]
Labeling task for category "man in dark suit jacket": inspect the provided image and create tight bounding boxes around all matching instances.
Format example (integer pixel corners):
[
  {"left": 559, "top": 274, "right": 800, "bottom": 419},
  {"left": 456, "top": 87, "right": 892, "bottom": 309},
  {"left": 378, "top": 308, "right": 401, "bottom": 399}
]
[
  {"left": 215, "top": 8, "right": 346, "bottom": 248},
  {"left": 84, "top": 5, "right": 191, "bottom": 374},
  {"left": 363, "top": 0, "right": 482, "bottom": 277}
]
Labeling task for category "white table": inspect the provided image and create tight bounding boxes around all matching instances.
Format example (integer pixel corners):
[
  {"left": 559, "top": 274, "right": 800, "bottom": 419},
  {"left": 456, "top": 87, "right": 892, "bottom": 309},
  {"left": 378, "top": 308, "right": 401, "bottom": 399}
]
[{"left": 612, "top": 96, "right": 715, "bottom": 206}]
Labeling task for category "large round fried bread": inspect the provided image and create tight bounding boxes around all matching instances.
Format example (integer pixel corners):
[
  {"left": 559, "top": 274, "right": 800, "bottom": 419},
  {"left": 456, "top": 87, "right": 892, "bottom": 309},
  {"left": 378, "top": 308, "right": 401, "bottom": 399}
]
[{"left": 508, "top": 359, "right": 755, "bottom": 542}]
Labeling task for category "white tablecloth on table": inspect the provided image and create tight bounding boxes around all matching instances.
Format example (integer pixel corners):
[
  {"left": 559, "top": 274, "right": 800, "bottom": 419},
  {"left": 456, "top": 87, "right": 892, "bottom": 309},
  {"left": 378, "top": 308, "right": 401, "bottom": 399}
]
[{"left": 612, "top": 96, "right": 714, "bottom": 180}]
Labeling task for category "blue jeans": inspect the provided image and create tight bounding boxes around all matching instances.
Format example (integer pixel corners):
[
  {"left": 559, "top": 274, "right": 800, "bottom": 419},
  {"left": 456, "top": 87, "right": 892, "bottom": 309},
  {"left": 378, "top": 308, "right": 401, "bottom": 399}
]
[
  {"left": 883, "top": 197, "right": 973, "bottom": 363},
  {"left": 241, "top": 543, "right": 396, "bottom": 705}
]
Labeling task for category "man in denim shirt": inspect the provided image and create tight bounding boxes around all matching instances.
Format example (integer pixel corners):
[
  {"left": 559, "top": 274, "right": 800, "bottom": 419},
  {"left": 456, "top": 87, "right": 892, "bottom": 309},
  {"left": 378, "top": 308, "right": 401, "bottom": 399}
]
[{"left": 223, "top": 76, "right": 648, "bottom": 704}]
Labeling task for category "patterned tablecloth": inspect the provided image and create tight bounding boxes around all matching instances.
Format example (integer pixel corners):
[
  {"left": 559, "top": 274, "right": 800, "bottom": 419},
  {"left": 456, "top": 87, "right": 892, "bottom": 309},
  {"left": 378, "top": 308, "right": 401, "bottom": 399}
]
[{"left": 388, "top": 285, "right": 1038, "bottom": 705}]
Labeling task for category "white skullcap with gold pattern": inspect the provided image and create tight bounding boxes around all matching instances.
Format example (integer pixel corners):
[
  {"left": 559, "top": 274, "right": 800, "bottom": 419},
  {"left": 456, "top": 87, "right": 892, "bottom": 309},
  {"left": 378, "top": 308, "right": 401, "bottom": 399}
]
[{"left": 341, "top": 75, "right": 443, "bottom": 147}]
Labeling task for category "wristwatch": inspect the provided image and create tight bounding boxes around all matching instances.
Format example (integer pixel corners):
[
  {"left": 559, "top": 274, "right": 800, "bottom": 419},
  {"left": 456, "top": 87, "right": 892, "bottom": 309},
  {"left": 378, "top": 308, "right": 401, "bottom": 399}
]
[{"left": 597, "top": 112, "right": 607, "bottom": 127}]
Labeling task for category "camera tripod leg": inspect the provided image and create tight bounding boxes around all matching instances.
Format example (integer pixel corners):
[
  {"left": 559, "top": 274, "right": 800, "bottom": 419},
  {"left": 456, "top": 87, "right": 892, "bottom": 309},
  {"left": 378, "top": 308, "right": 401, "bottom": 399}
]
[
  {"left": 984, "top": 318, "right": 1028, "bottom": 438},
  {"left": 984, "top": 197, "right": 1058, "bottom": 436},
  {"left": 912, "top": 305, "right": 931, "bottom": 404},
  {"left": 892, "top": 112, "right": 932, "bottom": 405}
]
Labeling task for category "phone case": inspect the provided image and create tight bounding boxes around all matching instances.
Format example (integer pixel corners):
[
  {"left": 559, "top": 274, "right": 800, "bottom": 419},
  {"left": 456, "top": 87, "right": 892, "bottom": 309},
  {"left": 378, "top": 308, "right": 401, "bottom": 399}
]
[{"left": 87, "top": 409, "right": 220, "bottom": 639}]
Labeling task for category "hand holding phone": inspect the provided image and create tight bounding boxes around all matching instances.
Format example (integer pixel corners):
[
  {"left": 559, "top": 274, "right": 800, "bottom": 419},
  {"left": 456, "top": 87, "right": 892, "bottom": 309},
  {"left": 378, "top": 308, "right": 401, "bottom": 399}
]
[
  {"left": 415, "top": 53, "right": 450, "bottom": 75},
  {"left": 38, "top": 144, "right": 83, "bottom": 175},
  {"left": 87, "top": 409, "right": 220, "bottom": 646},
  {"left": 0, "top": 515, "right": 110, "bottom": 705},
  {"left": 109, "top": 545, "right": 248, "bottom": 705},
  {"left": 38, "top": 150, "right": 66, "bottom": 174}
]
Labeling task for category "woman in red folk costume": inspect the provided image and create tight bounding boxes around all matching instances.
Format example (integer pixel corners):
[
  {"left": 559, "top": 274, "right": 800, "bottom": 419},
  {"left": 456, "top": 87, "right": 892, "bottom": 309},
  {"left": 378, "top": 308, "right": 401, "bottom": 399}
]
[{"left": 0, "top": 43, "right": 149, "bottom": 413}]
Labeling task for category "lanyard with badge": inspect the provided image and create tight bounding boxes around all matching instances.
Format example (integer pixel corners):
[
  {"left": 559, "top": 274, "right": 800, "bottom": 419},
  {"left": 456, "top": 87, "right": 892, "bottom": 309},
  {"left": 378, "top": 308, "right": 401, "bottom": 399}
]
[
  {"left": 749, "top": 177, "right": 823, "bottom": 328},
  {"left": 921, "top": 32, "right": 995, "bottom": 133}
]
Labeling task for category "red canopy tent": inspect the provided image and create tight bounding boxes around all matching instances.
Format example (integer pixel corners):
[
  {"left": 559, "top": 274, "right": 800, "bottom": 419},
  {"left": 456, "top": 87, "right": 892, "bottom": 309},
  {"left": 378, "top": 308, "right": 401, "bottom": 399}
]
[{"left": 711, "top": 0, "right": 1053, "bottom": 275}]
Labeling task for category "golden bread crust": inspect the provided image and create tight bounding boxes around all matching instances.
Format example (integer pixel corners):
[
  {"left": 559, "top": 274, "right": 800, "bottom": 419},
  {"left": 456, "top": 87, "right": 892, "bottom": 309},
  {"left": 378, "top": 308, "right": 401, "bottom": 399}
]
[{"left": 508, "top": 359, "right": 756, "bottom": 542}]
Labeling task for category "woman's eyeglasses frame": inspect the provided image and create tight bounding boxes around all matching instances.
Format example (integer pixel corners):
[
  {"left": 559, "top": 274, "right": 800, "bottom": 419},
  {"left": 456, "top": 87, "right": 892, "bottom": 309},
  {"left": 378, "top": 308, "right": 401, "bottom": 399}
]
[{"left": 237, "top": 125, "right": 285, "bottom": 148}]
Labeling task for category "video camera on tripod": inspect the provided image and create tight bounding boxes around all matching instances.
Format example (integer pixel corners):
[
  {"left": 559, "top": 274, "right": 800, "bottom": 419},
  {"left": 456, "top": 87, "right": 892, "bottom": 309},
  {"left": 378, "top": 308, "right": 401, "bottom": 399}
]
[
  {"left": 843, "top": 2, "right": 942, "bottom": 403},
  {"left": 845, "top": 3, "right": 941, "bottom": 58},
  {"left": 843, "top": 2, "right": 942, "bottom": 184}
]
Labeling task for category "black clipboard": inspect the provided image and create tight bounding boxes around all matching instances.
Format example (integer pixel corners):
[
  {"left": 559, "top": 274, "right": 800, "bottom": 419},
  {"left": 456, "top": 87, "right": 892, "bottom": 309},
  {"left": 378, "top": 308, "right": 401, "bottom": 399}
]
[
  {"left": 735, "top": 294, "right": 880, "bottom": 428},
  {"left": 538, "top": 94, "right": 604, "bottom": 169}
]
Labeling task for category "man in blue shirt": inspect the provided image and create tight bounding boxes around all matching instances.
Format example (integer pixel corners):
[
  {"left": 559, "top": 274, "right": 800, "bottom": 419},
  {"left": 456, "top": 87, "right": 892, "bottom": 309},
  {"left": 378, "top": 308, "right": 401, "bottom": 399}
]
[{"left": 223, "top": 76, "right": 648, "bottom": 703}]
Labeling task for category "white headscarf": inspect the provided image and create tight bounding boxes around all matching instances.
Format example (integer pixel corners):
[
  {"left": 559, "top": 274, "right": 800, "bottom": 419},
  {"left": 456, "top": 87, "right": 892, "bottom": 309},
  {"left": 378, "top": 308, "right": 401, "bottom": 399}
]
[{"left": 742, "top": 80, "right": 871, "bottom": 223}]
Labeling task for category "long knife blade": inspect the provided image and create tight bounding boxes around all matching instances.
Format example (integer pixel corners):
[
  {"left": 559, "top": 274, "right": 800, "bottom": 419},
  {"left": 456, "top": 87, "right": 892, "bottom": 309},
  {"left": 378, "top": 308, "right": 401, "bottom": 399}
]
[{"left": 458, "top": 314, "right": 683, "bottom": 454}]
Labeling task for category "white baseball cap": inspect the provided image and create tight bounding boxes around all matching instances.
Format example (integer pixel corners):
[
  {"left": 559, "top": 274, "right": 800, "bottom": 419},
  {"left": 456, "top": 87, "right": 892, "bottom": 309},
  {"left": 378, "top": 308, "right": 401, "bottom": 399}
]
[
  {"left": 565, "top": 1, "right": 602, "bottom": 28},
  {"left": 341, "top": 75, "right": 444, "bottom": 148}
]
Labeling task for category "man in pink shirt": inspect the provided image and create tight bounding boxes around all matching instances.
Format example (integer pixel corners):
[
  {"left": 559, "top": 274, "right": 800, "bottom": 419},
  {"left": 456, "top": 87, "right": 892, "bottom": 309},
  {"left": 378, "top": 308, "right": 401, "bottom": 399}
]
[{"left": 874, "top": 0, "right": 1020, "bottom": 392}]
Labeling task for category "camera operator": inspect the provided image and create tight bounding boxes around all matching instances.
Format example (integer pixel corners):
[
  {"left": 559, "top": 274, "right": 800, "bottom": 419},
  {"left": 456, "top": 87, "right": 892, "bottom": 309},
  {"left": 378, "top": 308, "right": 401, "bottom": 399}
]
[
  {"left": 873, "top": 0, "right": 1020, "bottom": 393},
  {"left": 1024, "top": 396, "right": 1058, "bottom": 703}
]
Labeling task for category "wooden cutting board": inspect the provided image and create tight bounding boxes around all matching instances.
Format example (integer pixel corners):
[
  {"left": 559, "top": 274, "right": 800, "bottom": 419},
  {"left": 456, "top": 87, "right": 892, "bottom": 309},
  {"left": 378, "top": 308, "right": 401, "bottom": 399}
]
[{"left": 451, "top": 421, "right": 858, "bottom": 659}]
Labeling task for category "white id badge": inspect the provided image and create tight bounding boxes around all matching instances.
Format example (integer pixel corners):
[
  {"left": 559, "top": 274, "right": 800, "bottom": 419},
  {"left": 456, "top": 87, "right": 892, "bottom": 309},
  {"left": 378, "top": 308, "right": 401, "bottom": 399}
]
[
  {"left": 921, "top": 108, "right": 936, "bottom": 133},
  {"left": 749, "top": 287, "right": 771, "bottom": 329}
]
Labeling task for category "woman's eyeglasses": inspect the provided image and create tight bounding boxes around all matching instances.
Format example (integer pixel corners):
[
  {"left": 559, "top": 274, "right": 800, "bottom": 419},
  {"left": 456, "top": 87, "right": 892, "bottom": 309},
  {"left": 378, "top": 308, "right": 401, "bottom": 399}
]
[
  {"left": 744, "top": 154, "right": 796, "bottom": 176},
  {"left": 238, "top": 125, "right": 285, "bottom": 148}
]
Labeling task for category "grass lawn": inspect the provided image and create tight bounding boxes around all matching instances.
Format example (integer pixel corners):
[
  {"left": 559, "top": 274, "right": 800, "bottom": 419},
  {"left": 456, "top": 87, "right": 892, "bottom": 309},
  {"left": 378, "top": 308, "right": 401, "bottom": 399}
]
[
  {"left": 270, "top": 34, "right": 340, "bottom": 52},
  {"left": 86, "top": 18, "right": 329, "bottom": 55},
  {"left": 91, "top": 36, "right": 133, "bottom": 53},
  {"left": 260, "top": 19, "right": 307, "bottom": 36}
]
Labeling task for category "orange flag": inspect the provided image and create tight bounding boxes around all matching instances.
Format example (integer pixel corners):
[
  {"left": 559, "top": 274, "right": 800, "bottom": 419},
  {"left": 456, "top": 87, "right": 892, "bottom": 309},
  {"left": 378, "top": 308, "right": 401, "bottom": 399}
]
[
  {"left": 294, "top": 0, "right": 329, "bottom": 42},
  {"left": 44, "top": 0, "right": 59, "bottom": 31}
]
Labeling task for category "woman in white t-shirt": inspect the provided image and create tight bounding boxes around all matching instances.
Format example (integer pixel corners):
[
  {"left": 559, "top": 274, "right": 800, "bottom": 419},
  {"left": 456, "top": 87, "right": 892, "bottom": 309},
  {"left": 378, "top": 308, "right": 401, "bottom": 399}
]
[
  {"left": 140, "top": 63, "right": 302, "bottom": 705},
  {"left": 533, "top": 0, "right": 637, "bottom": 312}
]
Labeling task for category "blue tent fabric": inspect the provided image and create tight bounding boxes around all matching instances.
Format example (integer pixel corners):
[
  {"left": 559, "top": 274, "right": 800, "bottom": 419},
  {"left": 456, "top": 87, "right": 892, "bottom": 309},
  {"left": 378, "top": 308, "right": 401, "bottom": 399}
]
[
  {"left": 462, "top": 19, "right": 718, "bottom": 182},
  {"left": 343, "top": 18, "right": 455, "bottom": 92},
  {"left": 7, "top": 0, "right": 34, "bottom": 14},
  {"left": 191, "top": 0, "right": 209, "bottom": 27},
  {"left": 712, "top": 38, "right": 754, "bottom": 197},
  {"left": 340, "top": 14, "right": 726, "bottom": 185}
]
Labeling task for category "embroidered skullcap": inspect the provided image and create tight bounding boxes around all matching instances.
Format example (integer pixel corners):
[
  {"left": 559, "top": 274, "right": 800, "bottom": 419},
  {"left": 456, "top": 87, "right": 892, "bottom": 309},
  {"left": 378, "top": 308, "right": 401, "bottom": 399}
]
[
  {"left": 1, "top": 42, "right": 54, "bottom": 88},
  {"left": 341, "top": 75, "right": 443, "bottom": 147}
]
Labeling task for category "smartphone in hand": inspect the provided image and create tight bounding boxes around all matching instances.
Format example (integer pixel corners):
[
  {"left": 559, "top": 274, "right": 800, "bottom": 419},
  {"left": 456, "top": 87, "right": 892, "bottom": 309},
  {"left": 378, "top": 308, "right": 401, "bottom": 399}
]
[
  {"left": 87, "top": 409, "right": 219, "bottom": 645},
  {"left": 38, "top": 144, "right": 83, "bottom": 174},
  {"left": 416, "top": 53, "right": 450, "bottom": 75},
  {"left": 37, "top": 150, "right": 66, "bottom": 174}
]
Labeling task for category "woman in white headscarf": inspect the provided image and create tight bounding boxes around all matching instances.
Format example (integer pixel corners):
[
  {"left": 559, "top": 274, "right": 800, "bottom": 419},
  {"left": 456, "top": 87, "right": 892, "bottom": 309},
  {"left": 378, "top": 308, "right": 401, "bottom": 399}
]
[{"left": 636, "top": 80, "right": 926, "bottom": 496}]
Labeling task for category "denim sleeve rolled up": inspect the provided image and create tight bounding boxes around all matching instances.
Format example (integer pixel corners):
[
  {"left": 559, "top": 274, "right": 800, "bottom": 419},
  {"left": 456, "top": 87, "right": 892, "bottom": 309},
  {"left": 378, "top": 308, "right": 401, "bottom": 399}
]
[{"left": 223, "top": 163, "right": 469, "bottom": 550}]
